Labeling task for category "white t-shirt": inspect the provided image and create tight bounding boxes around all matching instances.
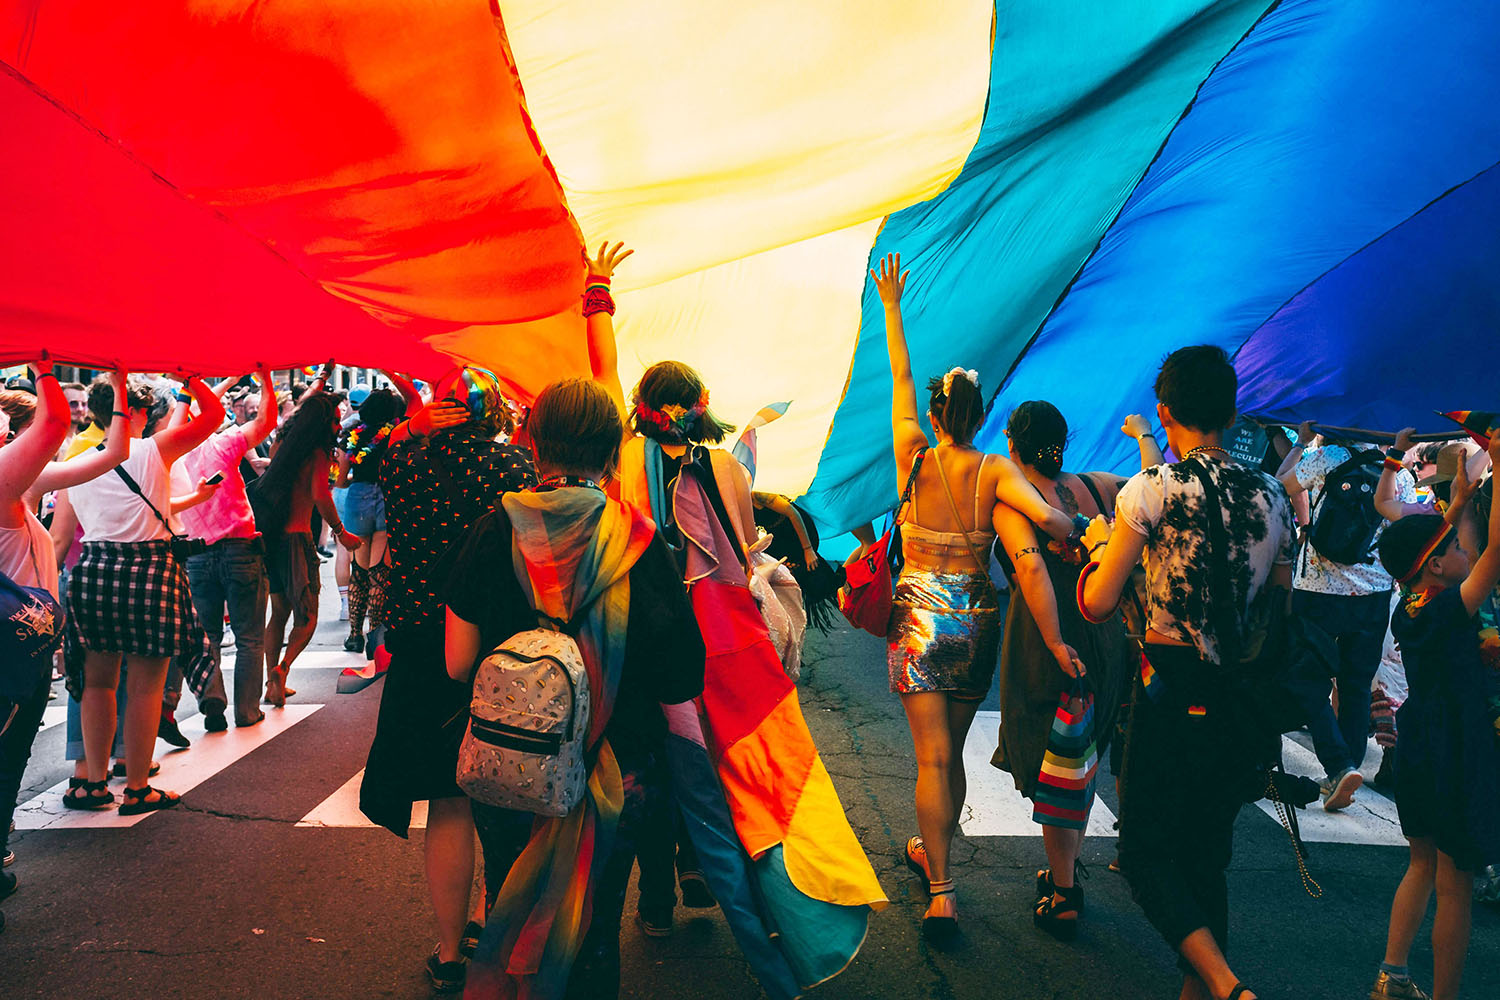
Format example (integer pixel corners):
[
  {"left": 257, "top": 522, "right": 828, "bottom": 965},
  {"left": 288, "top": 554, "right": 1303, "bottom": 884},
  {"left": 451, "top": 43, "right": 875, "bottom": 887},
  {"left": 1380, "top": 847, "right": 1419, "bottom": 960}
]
[
  {"left": 0, "top": 511, "right": 59, "bottom": 598},
  {"left": 1116, "top": 457, "right": 1297, "bottom": 665},
  {"left": 71, "top": 438, "right": 174, "bottom": 543},
  {"left": 1293, "top": 444, "right": 1416, "bottom": 596}
]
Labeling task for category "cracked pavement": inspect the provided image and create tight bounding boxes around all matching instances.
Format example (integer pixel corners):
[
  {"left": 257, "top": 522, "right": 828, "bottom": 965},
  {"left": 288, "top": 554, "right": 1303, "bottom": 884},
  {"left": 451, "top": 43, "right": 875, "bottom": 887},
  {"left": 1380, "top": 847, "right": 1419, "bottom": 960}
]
[{"left": 3, "top": 599, "right": 1497, "bottom": 998}]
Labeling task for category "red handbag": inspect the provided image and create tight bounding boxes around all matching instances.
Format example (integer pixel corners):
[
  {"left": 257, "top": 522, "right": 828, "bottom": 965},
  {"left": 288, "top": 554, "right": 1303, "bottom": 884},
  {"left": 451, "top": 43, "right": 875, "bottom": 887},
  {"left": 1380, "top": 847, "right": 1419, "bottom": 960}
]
[{"left": 838, "top": 450, "right": 925, "bottom": 637}]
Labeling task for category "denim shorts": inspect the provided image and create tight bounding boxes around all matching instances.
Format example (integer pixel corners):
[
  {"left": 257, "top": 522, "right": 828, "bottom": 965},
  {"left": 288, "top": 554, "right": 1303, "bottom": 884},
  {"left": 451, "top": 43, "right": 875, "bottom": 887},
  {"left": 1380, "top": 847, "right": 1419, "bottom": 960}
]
[{"left": 342, "top": 481, "right": 387, "bottom": 536}]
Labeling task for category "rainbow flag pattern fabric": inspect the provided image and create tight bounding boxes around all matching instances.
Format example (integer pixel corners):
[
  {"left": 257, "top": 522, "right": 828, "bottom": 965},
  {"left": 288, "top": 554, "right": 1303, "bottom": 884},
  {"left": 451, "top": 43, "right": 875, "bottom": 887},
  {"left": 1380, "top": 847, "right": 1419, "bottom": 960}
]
[
  {"left": 1439, "top": 410, "right": 1497, "bottom": 447},
  {"left": 1032, "top": 681, "right": 1100, "bottom": 830},
  {"left": 731, "top": 400, "right": 791, "bottom": 483},
  {"left": 10, "top": 2, "right": 1499, "bottom": 536},
  {"left": 464, "top": 488, "right": 654, "bottom": 1000}
]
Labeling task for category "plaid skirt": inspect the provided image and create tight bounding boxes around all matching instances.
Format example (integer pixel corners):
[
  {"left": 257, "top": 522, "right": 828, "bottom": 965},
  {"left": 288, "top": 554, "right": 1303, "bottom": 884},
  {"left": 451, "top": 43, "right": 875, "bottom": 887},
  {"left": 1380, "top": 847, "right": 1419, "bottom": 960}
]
[{"left": 64, "top": 539, "right": 214, "bottom": 699}]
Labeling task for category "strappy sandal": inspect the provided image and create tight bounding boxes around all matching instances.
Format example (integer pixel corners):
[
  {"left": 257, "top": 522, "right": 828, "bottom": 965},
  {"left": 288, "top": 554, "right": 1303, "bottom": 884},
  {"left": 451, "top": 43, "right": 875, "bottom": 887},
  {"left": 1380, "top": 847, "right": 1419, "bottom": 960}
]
[
  {"left": 1033, "top": 882, "right": 1083, "bottom": 942},
  {"left": 112, "top": 761, "right": 160, "bottom": 779},
  {"left": 922, "top": 879, "right": 958, "bottom": 944},
  {"left": 904, "top": 836, "right": 931, "bottom": 893},
  {"left": 118, "top": 785, "right": 180, "bottom": 816},
  {"left": 459, "top": 920, "right": 484, "bottom": 960},
  {"left": 1035, "top": 861, "right": 1088, "bottom": 912},
  {"left": 1225, "top": 986, "right": 1252, "bottom": 1000},
  {"left": 61, "top": 778, "right": 114, "bottom": 811}
]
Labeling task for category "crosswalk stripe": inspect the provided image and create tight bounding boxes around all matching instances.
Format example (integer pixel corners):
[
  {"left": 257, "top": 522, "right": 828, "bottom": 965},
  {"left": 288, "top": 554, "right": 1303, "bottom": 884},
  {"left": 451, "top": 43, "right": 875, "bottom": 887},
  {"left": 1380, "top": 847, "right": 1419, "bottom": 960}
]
[
  {"left": 1255, "top": 735, "right": 1404, "bottom": 846},
  {"left": 960, "top": 711, "right": 1119, "bottom": 837},
  {"left": 15, "top": 704, "right": 323, "bottom": 829},
  {"left": 297, "top": 768, "right": 428, "bottom": 829}
]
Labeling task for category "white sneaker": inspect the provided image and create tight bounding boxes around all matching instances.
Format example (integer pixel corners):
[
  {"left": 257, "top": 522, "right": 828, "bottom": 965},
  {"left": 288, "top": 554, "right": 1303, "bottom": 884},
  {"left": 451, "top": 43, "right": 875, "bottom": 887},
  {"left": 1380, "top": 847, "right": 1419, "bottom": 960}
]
[{"left": 339, "top": 595, "right": 349, "bottom": 621}]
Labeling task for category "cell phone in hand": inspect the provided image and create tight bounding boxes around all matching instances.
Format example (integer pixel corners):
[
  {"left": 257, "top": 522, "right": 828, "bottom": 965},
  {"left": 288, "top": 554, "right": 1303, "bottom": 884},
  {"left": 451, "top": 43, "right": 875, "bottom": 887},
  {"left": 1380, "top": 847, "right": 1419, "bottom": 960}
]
[{"left": 204, "top": 472, "right": 226, "bottom": 486}]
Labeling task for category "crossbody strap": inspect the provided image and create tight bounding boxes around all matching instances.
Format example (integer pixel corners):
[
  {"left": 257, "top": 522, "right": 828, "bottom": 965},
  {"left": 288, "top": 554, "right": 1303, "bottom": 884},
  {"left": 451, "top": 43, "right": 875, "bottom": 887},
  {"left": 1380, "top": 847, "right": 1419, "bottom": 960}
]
[
  {"left": 108, "top": 451, "right": 179, "bottom": 539},
  {"left": 893, "top": 448, "right": 927, "bottom": 526},
  {"left": 931, "top": 447, "right": 997, "bottom": 588},
  {"left": 1182, "top": 458, "right": 1242, "bottom": 665}
]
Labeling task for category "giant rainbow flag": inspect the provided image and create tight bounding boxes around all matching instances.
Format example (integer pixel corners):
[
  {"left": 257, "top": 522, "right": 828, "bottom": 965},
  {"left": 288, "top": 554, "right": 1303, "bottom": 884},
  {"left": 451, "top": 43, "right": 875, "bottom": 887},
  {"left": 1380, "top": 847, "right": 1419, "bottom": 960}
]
[{"left": 4, "top": 1, "right": 1497, "bottom": 534}]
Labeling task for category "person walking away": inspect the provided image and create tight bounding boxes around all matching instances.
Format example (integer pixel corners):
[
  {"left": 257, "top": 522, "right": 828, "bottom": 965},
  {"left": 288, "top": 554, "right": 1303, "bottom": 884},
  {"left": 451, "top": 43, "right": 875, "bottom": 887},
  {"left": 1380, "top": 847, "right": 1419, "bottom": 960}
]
[
  {"left": 1081, "top": 345, "right": 1296, "bottom": 1000},
  {"left": 64, "top": 374, "right": 224, "bottom": 813},
  {"left": 992, "top": 400, "right": 1130, "bottom": 940},
  {"left": 444, "top": 378, "right": 705, "bottom": 999},
  {"left": 253, "top": 391, "right": 360, "bottom": 707},
  {"left": 0, "top": 362, "right": 129, "bottom": 892},
  {"left": 1277, "top": 420, "right": 1417, "bottom": 810},
  {"left": 1365, "top": 431, "right": 1499, "bottom": 1000},
  {"left": 359, "top": 367, "right": 536, "bottom": 990},
  {"left": 175, "top": 368, "right": 278, "bottom": 729},
  {"left": 871, "top": 253, "right": 1076, "bottom": 938}
]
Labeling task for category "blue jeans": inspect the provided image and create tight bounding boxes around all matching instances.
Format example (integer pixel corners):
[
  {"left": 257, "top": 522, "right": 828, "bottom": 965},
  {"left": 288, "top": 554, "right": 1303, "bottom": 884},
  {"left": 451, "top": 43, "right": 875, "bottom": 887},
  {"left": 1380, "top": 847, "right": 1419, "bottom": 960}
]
[
  {"left": 67, "top": 663, "right": 126, "bottom": 761},
  {"left": 182, "top": 539, "right": 268, "bottom": 724},
  {"left": 1293, "top": 588, "right": 1391, "bottom": 779}
]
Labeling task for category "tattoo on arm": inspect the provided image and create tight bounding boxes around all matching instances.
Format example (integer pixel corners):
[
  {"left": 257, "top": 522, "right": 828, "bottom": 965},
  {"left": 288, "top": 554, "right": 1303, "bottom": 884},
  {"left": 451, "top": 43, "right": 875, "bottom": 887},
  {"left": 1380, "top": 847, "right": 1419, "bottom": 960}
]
[{"left": 1013, "top": 546, "right": 1041, "bottom": 561}]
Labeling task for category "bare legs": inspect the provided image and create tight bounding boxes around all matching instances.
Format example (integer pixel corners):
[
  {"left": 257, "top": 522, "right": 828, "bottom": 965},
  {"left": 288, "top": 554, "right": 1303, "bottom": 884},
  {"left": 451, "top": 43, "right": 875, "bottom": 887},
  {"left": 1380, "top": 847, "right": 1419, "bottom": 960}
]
[
  {"left": 264, "top": 594, "right": 316, "bottom": 704},
  {"left": 426, "top": 797, "right": 476, "bottom": 964},
  {"left": 81, "top": 651, "right": 174, "bottom": 800},
  {"left": 1377, "top": 837, "right": 1472, "bottom": 1000},
  {"left": 901, "top": 693, "right": 981, "bottom": 921},
  {"left": 1383, "top": 838, "right": 1436, "bottom": 972},
  {"left": 1178, "top": 928, "right": 1256, "bottom": 1000}
]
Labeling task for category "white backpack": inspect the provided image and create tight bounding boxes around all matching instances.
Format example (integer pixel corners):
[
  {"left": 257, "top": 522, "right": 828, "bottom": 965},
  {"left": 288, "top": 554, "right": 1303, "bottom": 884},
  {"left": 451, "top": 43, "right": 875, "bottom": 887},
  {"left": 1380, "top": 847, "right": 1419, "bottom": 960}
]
[{"left": 456, "top": 625, "right": 593, "bottom": 817}]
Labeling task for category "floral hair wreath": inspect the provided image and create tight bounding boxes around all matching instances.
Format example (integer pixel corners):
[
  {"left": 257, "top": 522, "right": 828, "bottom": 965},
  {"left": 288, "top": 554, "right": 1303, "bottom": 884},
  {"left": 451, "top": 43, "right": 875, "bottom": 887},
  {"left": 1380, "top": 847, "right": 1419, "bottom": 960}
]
[
  {"left": 941, "top": 367, "right": 980, "bottom": 396},
  {"left": 634, "top": 389, "right": 710, "bottom": 442}
]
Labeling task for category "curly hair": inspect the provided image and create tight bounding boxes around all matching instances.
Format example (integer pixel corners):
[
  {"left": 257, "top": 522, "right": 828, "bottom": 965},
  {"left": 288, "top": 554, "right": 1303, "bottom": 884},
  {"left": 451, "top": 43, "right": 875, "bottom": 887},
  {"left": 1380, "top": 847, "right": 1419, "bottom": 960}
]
[{"left": 253, "top": 391, "right": 340, "bottom": 529}]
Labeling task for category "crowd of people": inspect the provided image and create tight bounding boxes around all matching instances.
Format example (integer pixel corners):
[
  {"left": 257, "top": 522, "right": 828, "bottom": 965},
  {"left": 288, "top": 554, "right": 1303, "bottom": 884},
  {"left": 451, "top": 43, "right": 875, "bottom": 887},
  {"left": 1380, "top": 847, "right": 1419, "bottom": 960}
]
[{"left": 0, "top": 245, "right": 1495, "bottom": 1000}]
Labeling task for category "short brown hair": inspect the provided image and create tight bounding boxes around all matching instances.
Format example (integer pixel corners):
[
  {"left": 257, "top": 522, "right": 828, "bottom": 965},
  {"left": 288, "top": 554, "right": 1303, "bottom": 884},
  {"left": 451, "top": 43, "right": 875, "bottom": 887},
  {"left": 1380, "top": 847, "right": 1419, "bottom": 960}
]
[
  {"left": 87, "top": 374, "right": 154, "bottom": 426},
  {"left": 0, "top": 389, "right": 36, "bottom": 435},
  {"left": 526, "top": 379, "right": 622, "bottom": 478}
]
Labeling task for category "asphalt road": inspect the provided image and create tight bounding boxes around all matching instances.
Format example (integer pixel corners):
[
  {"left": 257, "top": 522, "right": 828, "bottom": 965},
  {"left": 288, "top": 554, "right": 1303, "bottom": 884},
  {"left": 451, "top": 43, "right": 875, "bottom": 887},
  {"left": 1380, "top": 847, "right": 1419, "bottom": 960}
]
[{"left": 4, "top": 565, "right": 1497, "bottom": 999}]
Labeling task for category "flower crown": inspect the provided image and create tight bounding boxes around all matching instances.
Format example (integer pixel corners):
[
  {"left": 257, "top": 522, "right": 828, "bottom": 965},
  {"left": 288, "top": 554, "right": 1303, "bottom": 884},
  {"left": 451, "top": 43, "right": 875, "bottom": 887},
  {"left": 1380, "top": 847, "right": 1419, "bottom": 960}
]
[
  {"left": 634, "top": 389, "right": 710, "bottom": 442},
  {"left": 941, "top": 367, "right": 979, "bottom": 396}
]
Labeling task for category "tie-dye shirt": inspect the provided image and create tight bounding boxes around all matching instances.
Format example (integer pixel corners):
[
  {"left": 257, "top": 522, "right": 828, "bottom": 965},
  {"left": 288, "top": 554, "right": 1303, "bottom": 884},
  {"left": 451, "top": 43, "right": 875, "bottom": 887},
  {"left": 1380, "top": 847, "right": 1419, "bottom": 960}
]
[{"left": 1116, "top": 457, "right": 1297, "bottom": 665}]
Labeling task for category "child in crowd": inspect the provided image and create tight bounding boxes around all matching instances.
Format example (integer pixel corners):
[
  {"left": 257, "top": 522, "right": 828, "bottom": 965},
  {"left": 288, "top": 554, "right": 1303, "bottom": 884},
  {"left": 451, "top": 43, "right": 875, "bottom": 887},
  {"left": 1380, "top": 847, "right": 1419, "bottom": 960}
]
[{"left": 1368, "top": 430, "right": 1500, "bottom": 1000}]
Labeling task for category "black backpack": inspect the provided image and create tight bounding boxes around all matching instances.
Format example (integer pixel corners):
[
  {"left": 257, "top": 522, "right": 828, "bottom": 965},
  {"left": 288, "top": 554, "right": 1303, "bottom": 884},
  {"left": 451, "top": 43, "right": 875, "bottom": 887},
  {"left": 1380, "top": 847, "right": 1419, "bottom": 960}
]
[{"left": 1306, "top": 449, "right": 1384, "bottom": 565}]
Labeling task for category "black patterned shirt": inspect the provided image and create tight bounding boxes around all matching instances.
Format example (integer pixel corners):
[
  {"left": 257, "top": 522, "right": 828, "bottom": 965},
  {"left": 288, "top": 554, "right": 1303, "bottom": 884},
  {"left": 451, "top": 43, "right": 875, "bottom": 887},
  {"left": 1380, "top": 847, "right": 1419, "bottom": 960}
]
[
  {"left": 1116, "top": 457, "right": 1296, "bottom": 664},
  {"left": 379, "top": 429, "right": 535, "bottom": 634}
]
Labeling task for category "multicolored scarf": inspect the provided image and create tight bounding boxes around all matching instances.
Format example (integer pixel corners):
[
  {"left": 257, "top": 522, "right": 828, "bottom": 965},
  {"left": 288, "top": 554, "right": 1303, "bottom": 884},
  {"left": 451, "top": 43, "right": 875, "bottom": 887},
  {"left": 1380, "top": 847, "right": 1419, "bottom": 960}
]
[{"left": 465, "top": 487, "right": 654, "bottom": 1000}]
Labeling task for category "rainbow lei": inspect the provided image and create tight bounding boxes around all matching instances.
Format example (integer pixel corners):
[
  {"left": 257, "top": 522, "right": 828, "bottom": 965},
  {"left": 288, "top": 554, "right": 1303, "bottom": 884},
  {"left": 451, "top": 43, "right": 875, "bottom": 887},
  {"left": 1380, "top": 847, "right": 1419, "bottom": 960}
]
[{"left": 347, "top": 422, "right": 393, "bottom": 466}]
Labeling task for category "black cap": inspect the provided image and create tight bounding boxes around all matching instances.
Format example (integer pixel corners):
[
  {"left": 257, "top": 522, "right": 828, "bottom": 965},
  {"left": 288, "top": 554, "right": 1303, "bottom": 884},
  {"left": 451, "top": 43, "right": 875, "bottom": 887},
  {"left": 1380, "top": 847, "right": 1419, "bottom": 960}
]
[{"left": 5, "top": 376, "right": 35, "bottom": 394}]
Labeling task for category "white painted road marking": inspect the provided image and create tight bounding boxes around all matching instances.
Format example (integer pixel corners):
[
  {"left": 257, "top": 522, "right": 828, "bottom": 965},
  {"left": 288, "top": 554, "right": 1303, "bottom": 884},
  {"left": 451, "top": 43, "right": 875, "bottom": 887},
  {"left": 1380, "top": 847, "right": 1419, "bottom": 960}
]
[
  {"left": 297, "top": 768, "right": 427, "bottom": 829},
  {"left": 960, "top": 711, "right": 1119, "bottom": 837},
  {"left": 15, "top": 704, "right": 323, "bottom": 829},
  {"left": 1257, "top": 734, "right": 1404, "bottom": 846}
]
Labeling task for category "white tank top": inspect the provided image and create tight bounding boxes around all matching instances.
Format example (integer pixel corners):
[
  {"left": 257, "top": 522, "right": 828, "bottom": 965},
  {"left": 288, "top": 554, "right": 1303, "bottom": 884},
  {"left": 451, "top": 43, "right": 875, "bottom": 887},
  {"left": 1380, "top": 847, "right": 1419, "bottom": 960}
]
[
  {"left": 71, "top": 438, "right": 174, "bottom": 543},
  {"left": 0, "top": 512, "right": 58, "bottom": 598}
]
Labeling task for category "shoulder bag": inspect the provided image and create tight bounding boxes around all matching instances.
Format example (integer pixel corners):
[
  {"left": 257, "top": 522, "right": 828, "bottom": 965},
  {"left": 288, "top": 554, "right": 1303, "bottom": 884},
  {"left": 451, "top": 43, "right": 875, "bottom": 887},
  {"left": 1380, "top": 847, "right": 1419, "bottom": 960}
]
[{"left": 838, "top": 448, "right": 925, "bottom": 637}]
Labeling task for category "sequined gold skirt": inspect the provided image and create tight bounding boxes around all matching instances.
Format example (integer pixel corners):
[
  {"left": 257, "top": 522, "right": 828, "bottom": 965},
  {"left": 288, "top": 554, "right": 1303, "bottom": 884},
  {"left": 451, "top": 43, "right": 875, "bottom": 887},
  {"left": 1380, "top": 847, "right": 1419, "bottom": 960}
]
[{"left": 887, "top": 569, "right": 1001, "bottom": 701}]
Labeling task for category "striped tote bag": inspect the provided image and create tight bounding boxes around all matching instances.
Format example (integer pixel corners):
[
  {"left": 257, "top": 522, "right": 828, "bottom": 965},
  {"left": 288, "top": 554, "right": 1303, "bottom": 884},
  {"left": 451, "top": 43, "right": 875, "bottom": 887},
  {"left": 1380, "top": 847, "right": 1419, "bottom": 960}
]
[{"left": 1032, "top": 677, "right": 1099, "bottom": 830}]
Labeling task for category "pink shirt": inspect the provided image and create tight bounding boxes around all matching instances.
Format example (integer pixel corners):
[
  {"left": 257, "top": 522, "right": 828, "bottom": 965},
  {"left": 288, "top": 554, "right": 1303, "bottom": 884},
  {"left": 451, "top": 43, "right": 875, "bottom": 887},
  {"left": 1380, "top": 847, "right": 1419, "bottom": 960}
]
[{"left": 179, "top": 427, "right": 256, "bottom": 544}]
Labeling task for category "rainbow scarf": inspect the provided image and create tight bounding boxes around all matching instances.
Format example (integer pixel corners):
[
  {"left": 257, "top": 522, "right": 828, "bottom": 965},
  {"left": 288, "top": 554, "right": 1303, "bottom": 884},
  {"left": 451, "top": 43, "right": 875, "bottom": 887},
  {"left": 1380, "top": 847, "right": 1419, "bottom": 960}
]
[{"left": 465, "top": 487, "right": 654, "bottom": 1000}]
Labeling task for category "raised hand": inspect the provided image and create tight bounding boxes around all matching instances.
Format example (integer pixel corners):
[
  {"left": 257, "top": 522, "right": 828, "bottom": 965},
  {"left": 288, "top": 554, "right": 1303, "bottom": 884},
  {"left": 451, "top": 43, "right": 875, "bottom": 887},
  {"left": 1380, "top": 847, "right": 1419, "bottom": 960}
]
[
  {"left": 870, "top": 252, "right": 908, "bottom": 308},
  {"left": 1450, "top": 454, "right": 1477, "bottom": 510},
  {"left": 1393, "top": 426, "right": 1417, "bottom": 454},
  {"left": 1296, "top": 419, "right": 1317, "bottom": 446},
  {"left": 1121, "top": 413, "right": 1152, "bottom": 440},
  {"left": 586, "top": 241, "right": 634, "bottom": 281},
  {"left": 410, "top": 398, "right": 469, "bottom": 437}
]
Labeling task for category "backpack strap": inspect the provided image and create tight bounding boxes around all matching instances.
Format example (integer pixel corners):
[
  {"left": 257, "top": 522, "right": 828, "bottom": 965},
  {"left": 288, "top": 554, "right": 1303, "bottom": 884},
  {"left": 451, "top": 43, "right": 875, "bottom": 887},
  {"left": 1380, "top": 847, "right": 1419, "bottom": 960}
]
[
  {"left": 1181, "top": 458, "right": 1242, "bottom": 667},
  {"left": 1308, "top": 448, "right": 1382, "bottom": 523}
]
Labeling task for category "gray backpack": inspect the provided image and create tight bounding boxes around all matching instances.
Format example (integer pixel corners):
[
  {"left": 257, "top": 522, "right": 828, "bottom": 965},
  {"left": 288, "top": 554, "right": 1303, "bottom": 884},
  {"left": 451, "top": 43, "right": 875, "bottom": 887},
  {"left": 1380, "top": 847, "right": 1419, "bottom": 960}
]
[{"left": 457, "top": 622, "right": 594, "bottom": 817}]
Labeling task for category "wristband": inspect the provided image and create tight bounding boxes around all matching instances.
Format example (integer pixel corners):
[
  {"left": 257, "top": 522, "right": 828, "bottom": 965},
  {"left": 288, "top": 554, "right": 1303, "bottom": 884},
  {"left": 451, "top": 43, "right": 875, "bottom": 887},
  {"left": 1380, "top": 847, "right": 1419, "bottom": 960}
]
[
  {"left": 1383, "top": 447, "right": 1405, "bottom": 473},
  {"left": 582, "top": 282, "right": 616, "bottom": 317},
  {"left": 36, "top": 371, "right": 57, "bottom": 381},
  {"left": 176, "top": 391, "right": 193, "bottom": 405},
  {"left": 1075, "top": 560, "right": 1111, "bottom": 624},
  {"left": 1088, "top": 540, "right": 1107, "bottom": 556},
  {"left": 112, "top": 410, "right": 128, "bottom": 418}
]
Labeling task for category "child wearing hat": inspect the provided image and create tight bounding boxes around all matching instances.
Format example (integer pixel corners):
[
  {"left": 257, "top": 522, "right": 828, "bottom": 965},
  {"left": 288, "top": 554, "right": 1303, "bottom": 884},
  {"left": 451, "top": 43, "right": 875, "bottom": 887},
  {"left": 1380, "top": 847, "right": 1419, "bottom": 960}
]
[{"left": 1367, "top": 431, "right": 1500, "bottom": 1000}]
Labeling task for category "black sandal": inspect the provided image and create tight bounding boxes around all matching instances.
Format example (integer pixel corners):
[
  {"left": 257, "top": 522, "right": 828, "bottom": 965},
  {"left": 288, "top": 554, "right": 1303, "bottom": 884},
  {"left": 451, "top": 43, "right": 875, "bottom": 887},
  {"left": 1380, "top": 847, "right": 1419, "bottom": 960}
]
[
  {"left": 1226, "top": 986, "right": 1251, "bottom": 1000},
  {"left": 921, "top": 879, "right": 958, "bottom": 945},
  {"left": 459, "top": 920, "right": 483, "bottom": 959},
  {"left": 118, "top": 785, "right": 180, "bottom": 816},
  {"left": 904, "top": 836, "right": 931, "bottom": 894},
  {"left": 1035, "top": 862, "right": 1088, "bottom": 912},
  {"left": 111, "top": 761, "right": 161, "bottom": 779},
  {"left": 61, "top": 778, "right": 114, "bottom": 811},
  {"left": 1033, "top": 882, "right": 1084, "bottom": 942}
]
